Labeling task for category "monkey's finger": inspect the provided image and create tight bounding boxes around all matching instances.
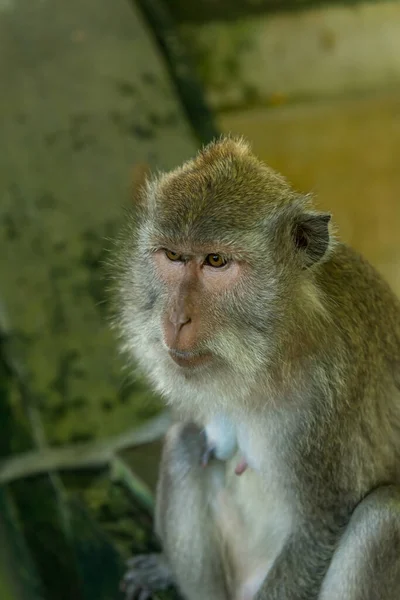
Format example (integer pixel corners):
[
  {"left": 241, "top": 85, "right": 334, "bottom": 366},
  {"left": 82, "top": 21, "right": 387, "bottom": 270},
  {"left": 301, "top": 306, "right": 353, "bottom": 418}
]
[
  {"left": 120, "top": 574, "right": 145, "bottom": 600},
  {"left": 122, "top": 568, "right": 141, "bottom": 583},
  {"left": 127, "top": 555, "right": 153, "bottom": 569},
  {"left": 201, "top": 445, "right": 215, "bottom": 467},
  {"left": 120, "top": 575, "right": 138, "bottom": 590},
  {"left": 120, "top": 580, "right": 138, "bottom": 600}
]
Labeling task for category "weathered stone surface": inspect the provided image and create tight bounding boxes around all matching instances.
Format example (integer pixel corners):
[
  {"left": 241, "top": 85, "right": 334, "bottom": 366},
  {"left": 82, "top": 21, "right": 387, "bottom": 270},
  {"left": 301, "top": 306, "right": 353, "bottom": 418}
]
[
  {"left": 164, "top": 0, "right": 377, "bottom": 24},
  {"left": 181, "top": 0, "right": 400, "bottom": 111},
  {"left": 0, "top": 0, "right": 197, "bottom": 445}
]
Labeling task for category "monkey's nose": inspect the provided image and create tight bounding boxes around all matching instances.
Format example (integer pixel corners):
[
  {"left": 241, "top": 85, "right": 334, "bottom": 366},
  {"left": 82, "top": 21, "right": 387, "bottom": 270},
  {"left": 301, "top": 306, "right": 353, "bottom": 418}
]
[{"left": 169, "top": 310, "right": 191, "bottom": 333}]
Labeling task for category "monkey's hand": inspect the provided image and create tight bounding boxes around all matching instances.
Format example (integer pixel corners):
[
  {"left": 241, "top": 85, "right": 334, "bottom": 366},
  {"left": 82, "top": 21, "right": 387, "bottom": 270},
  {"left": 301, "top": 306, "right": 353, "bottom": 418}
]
[
  {"left": 121, "top": 553, "right": 174, "bottom": 600},
  {"left": 201, "top": 443, "right": 216, "bottom": 468}
]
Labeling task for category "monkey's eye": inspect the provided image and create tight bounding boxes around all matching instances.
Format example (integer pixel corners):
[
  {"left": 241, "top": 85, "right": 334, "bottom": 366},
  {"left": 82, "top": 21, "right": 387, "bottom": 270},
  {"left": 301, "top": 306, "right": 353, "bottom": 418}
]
[
  {"left": 205, "top": 254, "right": 227, "bottom": 268},
  {"left": 165, "top": 250, "right": 182, "bottom": 262}
]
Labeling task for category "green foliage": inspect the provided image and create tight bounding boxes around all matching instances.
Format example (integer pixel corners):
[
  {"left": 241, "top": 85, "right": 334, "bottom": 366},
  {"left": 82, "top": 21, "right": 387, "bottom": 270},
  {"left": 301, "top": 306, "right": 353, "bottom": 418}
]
[{"left": 0, "top": 487, "right": 44, "bottom": 600}]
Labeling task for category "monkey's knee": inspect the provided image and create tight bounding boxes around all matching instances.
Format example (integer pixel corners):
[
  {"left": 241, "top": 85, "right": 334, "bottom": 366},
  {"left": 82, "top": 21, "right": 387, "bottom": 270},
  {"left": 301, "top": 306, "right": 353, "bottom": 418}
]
[
  {"left": 155, "top": 424, "right": 228, "bottom": 600},
  {"left": 162, "top": 422, "right": 208, "bottom": 473},
  {"left": 155, "top": 422, "right": 210, "bottom": 538},
  {"left": 321, "top": 485, "right": 400, "bottom": 600}
]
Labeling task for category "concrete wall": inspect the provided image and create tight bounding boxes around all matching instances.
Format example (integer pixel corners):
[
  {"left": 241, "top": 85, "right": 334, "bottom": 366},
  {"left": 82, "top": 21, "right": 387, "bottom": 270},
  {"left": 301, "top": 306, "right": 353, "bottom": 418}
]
[{"left": 181, "top": 0, "right": 400, "bottom": 110}]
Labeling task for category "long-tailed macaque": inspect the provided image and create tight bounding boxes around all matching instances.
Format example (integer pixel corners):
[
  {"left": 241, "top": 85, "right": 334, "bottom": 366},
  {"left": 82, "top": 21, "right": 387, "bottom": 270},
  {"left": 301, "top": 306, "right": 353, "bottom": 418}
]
[{"left": 110, "top": 137, "right": 400, "bottom": 600}]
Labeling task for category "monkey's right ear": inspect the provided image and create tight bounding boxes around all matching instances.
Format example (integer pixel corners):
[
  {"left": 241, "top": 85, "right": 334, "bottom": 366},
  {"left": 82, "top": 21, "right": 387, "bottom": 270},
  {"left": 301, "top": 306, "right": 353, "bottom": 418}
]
[
  {"left": 130, "top": 163, "right": 152, "bottom": 206},
  {"left": 293, "top": 212, "right": 332, "bottom": 268}
]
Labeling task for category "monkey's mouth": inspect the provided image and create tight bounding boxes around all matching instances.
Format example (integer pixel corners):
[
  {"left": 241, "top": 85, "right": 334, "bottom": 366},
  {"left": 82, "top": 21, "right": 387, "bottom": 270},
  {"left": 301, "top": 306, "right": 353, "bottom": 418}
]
[{"left": 168, "top": 348, "right": 212, "bottom": 369}]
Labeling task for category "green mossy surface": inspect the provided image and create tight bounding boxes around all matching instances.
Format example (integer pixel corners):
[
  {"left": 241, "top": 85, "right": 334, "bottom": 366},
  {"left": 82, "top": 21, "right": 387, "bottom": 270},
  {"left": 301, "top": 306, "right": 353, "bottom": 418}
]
[{"left": 0, "top": 0, "right": 198, "bottom": 598}]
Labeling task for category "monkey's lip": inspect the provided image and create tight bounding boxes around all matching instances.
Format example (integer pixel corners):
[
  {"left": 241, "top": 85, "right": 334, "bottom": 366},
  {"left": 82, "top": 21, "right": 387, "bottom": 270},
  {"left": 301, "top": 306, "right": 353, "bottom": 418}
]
[{"left": 168, "top": 348, "right": 212, "bottom": 368}]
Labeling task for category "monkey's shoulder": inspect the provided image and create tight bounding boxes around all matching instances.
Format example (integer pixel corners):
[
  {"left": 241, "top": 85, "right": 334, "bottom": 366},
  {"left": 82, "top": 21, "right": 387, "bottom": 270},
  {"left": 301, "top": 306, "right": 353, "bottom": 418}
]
[{"left": 320, "top": 243, "right": 400, "bottom": 320}]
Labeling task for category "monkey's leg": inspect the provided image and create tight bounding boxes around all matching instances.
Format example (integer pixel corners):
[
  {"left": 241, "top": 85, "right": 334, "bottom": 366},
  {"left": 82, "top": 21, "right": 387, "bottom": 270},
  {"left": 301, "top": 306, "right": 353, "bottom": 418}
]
[
  {"left": 320, "top": 485, "right": 400, "bottom": 600},
  {"left": 154, "top": 422, "right": 230, "bottom": 600}
]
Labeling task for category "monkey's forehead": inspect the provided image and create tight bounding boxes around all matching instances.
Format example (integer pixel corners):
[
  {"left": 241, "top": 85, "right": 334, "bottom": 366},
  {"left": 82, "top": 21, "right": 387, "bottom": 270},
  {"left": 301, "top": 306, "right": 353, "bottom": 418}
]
[{"left": 149, "top": 164, "right": 297, "bottom": 235}]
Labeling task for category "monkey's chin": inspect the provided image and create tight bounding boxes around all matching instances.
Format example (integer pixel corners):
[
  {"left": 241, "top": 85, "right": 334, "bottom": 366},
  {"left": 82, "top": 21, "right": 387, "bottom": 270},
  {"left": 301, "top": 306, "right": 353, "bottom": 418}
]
[{"left": 168, "top": 349, "right": 213, "bottom": 369}]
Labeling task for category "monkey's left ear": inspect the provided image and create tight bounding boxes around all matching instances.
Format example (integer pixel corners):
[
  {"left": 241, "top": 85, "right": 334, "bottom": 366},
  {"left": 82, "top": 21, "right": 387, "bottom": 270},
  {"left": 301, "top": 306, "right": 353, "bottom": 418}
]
[{"left": 293, "top": 212, "right": 331, "bottom": 268}]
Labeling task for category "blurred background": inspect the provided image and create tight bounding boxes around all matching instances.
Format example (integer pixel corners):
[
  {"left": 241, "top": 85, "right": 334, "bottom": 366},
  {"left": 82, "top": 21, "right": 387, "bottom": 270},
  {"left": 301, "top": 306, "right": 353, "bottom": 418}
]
[{"left": 0, "top": 0, "right": 399, "bottom": 598}]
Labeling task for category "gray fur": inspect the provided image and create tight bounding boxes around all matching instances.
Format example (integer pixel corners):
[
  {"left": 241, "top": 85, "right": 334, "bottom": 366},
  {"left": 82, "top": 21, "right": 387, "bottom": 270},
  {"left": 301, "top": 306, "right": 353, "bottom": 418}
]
[{"left": 109, "top": 137, "right": 400, "bottom": 600}]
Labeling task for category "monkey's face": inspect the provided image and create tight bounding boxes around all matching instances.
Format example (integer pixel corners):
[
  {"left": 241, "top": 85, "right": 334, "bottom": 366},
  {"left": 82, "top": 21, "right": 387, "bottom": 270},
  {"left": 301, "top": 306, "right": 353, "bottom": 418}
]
[
  {"left": 112, "top": 139, "right": 332, "bottom": 413},
  {"left": 115, "top": 227, "right": 276, "bottom": 413}
]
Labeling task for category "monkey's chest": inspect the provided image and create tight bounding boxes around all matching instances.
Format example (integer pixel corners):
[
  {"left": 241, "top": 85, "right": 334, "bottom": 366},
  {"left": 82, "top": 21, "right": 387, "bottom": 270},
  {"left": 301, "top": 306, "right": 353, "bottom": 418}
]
[
  {"left": 206, "top": 414, "right": 294, "bottom": 555},
  {"left": 205, "top": 413, "right": 272, "bottom": 472},
  {"left": 220, "top": 451, "right": 294, "bottom": 598},
  {"left": 235, "top": 424, "right": 265, "bottom": 472},
  {"left": 232, "top": 425, "right": 292, "bottom": 545}
]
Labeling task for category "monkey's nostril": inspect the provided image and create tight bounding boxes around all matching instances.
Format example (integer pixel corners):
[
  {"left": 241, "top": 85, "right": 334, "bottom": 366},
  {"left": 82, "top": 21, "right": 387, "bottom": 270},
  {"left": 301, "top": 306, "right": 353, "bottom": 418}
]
[
  {"left": 170, "top": 312, "right": 191, "bottom": 330},
  {"left": 176, "top": 318, "right": 191, "bottom": 334}
]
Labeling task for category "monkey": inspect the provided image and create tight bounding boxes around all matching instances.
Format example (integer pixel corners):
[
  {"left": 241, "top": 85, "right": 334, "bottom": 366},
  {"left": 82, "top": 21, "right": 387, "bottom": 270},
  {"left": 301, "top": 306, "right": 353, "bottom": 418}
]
[
  {"left": 109, "top": 136, "right": 400, "bottom": 600},
  {"left": 203, "top": 414, "right": 237, "bottom": 462}
]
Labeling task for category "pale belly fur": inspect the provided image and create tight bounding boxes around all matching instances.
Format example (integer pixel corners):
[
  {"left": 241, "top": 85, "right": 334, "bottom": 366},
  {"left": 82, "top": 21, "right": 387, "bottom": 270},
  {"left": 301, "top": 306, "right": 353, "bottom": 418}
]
[{"left": 205, "top": 414, "right": 294, "bottom": 600}]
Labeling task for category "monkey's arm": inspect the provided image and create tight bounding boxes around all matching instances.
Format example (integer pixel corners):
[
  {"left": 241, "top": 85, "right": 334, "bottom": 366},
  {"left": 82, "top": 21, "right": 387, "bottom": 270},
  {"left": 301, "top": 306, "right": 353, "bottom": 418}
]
[
  {"left": 256, "top": 485, "right": 400, "bottom": 600},
  {"left": 255, "top": 513, "right": 344, "bottom": 600}
]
